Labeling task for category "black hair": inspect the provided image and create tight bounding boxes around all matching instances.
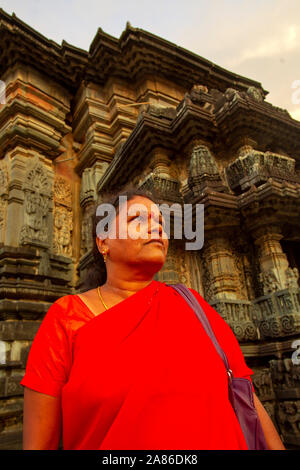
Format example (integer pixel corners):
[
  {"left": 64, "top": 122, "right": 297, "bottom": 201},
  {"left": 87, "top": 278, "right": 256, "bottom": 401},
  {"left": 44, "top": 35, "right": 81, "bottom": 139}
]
[{"left": 82, "top": 184, "right": 160, "bottom": 290}]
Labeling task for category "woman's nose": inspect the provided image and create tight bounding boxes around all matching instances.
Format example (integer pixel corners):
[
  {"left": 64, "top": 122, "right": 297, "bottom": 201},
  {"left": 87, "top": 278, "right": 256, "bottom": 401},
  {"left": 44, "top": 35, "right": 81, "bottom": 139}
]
[{"left": 148, "top": 217, "right": 163, "bottom": 235}]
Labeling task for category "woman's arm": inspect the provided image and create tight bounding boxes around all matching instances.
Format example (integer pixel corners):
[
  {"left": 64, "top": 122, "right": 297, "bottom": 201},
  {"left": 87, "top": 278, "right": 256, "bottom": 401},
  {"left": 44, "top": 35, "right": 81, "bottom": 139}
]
[
  {"left": 23, "top": 387, "right": 62, "bottom": 450},
  {"left": 253, "top": 393, "right": 286, "bottom": 450}
]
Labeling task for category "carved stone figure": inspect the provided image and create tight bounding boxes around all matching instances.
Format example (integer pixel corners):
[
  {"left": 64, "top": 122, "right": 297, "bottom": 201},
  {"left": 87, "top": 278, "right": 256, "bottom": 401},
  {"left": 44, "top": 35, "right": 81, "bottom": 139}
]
[
  {"left": 53, "top": 176, "right": 73, "bottom": 257},
  {"left": 247, "top": 86, "right": 264, "bottom": 103},
  {"left": 20, "top": 158, "right": 52, "bottom": 246},
  {"left": 259, "top": 270, "right": 281, "bottom": 295},
  {"left": 277, "top": 401, "right": 300, "bottom": 437},
  {"left": 53, "top": 207, "right": 73, "bottom": 257}
]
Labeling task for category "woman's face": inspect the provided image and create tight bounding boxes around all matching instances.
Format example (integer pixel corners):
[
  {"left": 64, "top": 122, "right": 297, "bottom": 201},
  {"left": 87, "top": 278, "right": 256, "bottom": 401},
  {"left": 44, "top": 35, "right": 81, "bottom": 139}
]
[{"left": 96, "top": 196, "right": 169, "bottom": 276}]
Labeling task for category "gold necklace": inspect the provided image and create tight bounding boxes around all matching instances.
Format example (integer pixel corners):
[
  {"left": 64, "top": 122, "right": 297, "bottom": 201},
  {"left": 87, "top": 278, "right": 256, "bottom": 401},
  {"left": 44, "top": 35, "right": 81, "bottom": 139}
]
[{"left": 97, "top": 286, "right": 109, "bottom": 310}]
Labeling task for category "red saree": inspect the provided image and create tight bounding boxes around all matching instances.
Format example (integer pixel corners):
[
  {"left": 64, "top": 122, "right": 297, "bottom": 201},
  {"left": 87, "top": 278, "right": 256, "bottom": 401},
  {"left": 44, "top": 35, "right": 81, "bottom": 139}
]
[{"left": 20, "top": 280, "right": 254, "bottom": 450}]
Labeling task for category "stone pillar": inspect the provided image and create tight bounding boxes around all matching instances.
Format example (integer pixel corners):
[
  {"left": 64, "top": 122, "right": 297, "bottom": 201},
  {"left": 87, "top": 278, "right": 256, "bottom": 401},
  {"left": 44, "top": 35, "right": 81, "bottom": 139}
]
[
  {"left": 150, "top": 147, "right": 172, "bottom": 178},
  {"left": 252, "top": 225, "right": 300, "bottom": 339},
  {"left": 253, "top": 226, "right": 290, "bottom": 294},
  {"left": 203, "top": 234, "right": 242, "bottom": 300}
]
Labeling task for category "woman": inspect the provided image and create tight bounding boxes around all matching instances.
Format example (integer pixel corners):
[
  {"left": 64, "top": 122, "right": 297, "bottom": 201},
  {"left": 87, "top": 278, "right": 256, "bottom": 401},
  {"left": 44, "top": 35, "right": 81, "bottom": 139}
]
[{"left": 21, "top": 186, "right": 285, "bottom": 450}]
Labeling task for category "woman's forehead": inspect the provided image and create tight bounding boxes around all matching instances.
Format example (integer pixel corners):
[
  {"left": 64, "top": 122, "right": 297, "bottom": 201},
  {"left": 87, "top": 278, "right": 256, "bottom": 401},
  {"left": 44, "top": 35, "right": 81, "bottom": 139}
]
[{"left": 119, "top": 196, "right": 162, "bottom": 216}]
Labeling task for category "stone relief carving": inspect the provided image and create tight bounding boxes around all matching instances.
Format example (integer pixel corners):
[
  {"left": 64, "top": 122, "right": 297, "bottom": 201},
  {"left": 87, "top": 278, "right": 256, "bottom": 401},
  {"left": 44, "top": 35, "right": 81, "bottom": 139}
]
[
  {"left": 189, "top": 145, "right": 219, "bottom": 179},
  {"left": 54, "top": 175, "right": 72, "bottom": 207},
  {"left": 53, "top": 207, "right": 73, "bottom": 257},
  {"left": 188, "top": 144, "right": 227, "bottom": 195},
  {"left": 20, "top": 157, "right": 52, "bottom": 247},
  {"left": 232, "top": 249, "right": 249, "bottom": 300},
  {"left": 0, "top": 160, "right": 9, "bottom": 244},
  {"left": 53, "top": 176, "right": 73, "bottom": 257},
  {"left": 277, "top": 401, "right": 300, "bottom": 440},
  {"left": 247, "top": 86, "right": 264, "bottom": 103},
  {"left": 259, "top": 269, "right": 281, "bottom": 295},
  {"left": 270, "top": 359, "right": 300, "bottom": 392},
  {"left": 226, "top": 150, "right": 298, "bottom": 192},
  {"left": 252, "top": 368, "right": 275, "bottom": 401}
]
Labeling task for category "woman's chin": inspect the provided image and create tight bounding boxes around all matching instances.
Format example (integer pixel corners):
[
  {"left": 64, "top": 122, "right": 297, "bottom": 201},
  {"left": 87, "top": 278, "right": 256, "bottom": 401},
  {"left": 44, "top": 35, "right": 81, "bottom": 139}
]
[{"left": 131, "top": 255, "right": 166, "bottom": 273}]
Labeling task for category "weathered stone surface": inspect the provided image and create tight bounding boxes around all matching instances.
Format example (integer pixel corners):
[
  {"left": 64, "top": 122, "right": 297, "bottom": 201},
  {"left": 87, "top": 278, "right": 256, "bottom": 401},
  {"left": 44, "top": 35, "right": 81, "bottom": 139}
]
[{"left": 0, "top": 321, "right": 41, "bottom": 341}]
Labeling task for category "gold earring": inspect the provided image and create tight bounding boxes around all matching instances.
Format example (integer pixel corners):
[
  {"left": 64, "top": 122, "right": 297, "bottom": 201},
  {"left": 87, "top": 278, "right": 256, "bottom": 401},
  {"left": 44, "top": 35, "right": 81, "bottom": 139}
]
[{"left": 101, "top": 250, "right": 107, "bottom": 263}]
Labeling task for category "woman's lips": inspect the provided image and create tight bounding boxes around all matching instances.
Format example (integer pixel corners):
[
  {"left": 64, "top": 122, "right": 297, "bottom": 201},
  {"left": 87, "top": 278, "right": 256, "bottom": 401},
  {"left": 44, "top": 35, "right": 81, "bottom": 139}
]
[{"left": 145, "top": 239, "right": 164, "bottom": 247}]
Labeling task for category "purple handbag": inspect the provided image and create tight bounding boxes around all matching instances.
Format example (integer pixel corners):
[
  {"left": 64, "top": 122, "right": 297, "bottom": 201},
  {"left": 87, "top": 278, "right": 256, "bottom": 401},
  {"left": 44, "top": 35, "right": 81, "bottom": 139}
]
[{"left": 169, "top": 283, "right": 268, "bottom": 450}]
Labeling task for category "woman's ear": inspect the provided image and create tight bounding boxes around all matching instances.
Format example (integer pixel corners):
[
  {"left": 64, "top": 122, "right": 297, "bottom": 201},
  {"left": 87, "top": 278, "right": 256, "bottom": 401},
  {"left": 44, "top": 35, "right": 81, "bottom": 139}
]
[
  {"left": 96, "top": 236, "right": 105, "bottom": 253},
  {"left": 96, "top": 236, "right": 109, "bottom": 254}
]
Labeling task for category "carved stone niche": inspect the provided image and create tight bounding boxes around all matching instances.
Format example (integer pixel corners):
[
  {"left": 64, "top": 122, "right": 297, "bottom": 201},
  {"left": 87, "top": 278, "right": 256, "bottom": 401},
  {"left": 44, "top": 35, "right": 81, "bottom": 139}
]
[
  {"left": 225, "top": 150, "right": 298, "bottom": 193},
  {"left": 19, "top": 156, "right": 53, "bottom": 248}
]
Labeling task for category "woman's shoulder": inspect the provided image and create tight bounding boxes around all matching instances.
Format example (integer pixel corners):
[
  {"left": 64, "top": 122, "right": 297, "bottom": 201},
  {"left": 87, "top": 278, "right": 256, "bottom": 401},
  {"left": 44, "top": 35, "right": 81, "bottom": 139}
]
[{"left": 47, "top": 293, "right": 92, "bottom": 322}]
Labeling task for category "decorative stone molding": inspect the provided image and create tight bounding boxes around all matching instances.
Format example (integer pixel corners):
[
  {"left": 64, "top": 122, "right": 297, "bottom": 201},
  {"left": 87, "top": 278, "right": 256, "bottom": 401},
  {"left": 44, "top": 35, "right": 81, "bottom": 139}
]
[
  {"left": 225, "top": 150, "right": 298, "bottom": 193},
  {"left": 210, "top": 299, "right": 259, "bottom": 342},
  {"left": 139, "top": 174, "right": 181, "bottom": 203},
  {"left": 253, "top": 288, "right": 300, "bottom": 339}
]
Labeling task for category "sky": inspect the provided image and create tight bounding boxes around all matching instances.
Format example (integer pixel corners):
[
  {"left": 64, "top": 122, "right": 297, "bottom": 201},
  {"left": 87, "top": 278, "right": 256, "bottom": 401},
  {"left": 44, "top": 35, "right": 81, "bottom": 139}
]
[{"left": 0, "top": 0, "right": 299, "bottom": 120}]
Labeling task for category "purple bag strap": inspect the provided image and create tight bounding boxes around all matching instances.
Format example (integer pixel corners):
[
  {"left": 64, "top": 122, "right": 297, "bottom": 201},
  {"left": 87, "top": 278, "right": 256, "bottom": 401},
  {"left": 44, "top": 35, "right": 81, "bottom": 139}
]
[{"left": 169, "top": 283, "right": 233, "bottom": 378}]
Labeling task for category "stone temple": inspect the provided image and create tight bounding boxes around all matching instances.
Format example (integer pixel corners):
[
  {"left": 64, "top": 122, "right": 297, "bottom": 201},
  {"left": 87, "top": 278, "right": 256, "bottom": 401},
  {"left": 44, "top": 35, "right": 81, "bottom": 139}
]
[{"left": 0, "top": 9, "right": 300, "bottom": 450}]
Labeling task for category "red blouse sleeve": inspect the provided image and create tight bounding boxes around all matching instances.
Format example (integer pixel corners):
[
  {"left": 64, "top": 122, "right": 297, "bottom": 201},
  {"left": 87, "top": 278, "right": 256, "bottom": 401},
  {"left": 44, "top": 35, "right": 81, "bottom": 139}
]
[
  {"left": 188, "top": 288, "right": 255, "bottom": 391},
  {"left": 20, "top": 300, "right": 71, "bottom": 398}
]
